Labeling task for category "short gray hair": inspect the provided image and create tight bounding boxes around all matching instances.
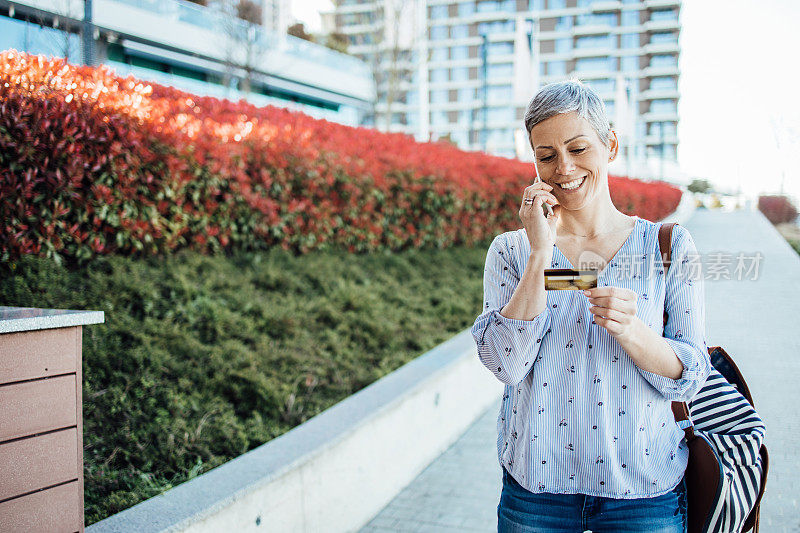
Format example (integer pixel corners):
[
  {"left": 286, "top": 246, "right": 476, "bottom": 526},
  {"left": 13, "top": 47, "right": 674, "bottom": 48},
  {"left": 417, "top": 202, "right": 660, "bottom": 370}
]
[{"left": 524, "top": 79, "right": 611, "bottom": 148}]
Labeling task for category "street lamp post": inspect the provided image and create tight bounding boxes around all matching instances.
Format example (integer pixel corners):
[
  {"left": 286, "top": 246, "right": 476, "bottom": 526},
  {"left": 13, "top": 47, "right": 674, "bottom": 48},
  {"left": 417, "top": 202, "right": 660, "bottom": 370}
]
[
  {"left": 481, "top": 32, "right": 488, "bottom": 152},
  {"left": 82, "top": 0, "right": 95, "bottom": 66}
]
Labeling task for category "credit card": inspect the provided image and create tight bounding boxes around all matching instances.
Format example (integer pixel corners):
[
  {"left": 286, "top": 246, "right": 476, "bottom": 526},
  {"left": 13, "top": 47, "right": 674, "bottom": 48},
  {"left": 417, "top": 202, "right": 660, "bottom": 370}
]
[{"left": 544, "top": 269, "right": 599, "bottom": 290}]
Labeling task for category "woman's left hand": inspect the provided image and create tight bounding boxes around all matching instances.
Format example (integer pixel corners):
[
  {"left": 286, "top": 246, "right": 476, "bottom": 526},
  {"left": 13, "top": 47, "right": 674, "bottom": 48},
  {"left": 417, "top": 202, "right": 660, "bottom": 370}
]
[{"left": 583, "top": 287, "right": 642, "bottom": 341}]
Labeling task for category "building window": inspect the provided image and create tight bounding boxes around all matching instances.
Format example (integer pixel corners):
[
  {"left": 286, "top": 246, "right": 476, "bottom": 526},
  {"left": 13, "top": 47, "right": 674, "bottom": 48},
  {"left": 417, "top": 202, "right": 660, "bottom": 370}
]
[
  {"left": 431, "top": 68, "right": 448, "bottom": 82},
  {"left": 555, "top": 38, "right": 571, "bottom": 53},
  {"left": 487, "top": 108, "right": 515, "bottom": 123},
  {"left": 621, "top": 33, "right": 638, "bottom": 49},
  {"left": 477, "top": 0, "right": 516, "bottom": 13},
  {"left": 575, "top": 56, "right": 613, "bottom": 73},
  {"left": 621, "top": 10, "right": 639, "bottom": 26},
  {"left": 650, "top": 9, "right": 678, "bottom": 21},
  {"left": 648, "top": 144, "right": 676, "bottom": 159},
  {"left": 621, "top": 55, "right": 638, "bottom": 72},
  {"left": 488, "top": 85, "right": 513, "bottom": 103},
  {"left": 586, "top": 78, "right": 615, "bottom": 94},
  {"left": 430, "top": 5, "right": 448, "bottom": 19},
  {"left": 555, "top": 16, "right": 573, "bottom": 31},
  {"left": 488, "top": 41, "right": 514, "bottom": 56},
  {"left": 459, "top": 2, "right": 475, "bottom": 16},
  {"left": 459, "top": 87, "right": 476, "bottom": 101},
  {"left": 452, "top": 67, "right": 470, "bottom": 81},
  {"left": 648, "top": 122, "right": 677, "bottom": 137},
  {"left": 478, "top": 20, "right": 515, "bottom": 34},
  {"left": 529, "top": 0, "right": 544, "bottom": 10},
  {"left": 548, "top": 0, "right": 566, "bottom": 9},
  {"left": 650, "top": 31, "right": 678, "bottom": 44},
  {"left": 488, "top": 63, "right": 514, "bottom": 78},
  {"left": 650, "top": 99, "right": 677, "bottom": 114},
  {"left": 578, "top": 12, "right": 618, "bottom": 26},
  {"left": 649, "top": 76, "right": 677, "bottom": 90},
  {"left": 547, "top": 60, "right": 567, "bottom": 75},
  {"left": 431, "top": 46, "right": 448, "bottom": 61},
  {"left": 431, "top": 111, "right": 448, "bottom": 126},
  {"left": 650, "top": 54, "right": 677, "bottom": 67},
  {"left": 452, "top": 25, "right": 469, "bottom": 39},
  {"left": 430, "top": 25, "right": 448, "bottom": 40},
  {"left": 575, "top": 35, "right": 612, "bottom": 50},
  {"left": 604, "top": 100, "right": 615, "bottom": 116},
  {"left": 431, "top": 89, "right": 448, "bottom": 103},
  {"left": 451, "top": 45, "right": 469, "bottom": 60}
]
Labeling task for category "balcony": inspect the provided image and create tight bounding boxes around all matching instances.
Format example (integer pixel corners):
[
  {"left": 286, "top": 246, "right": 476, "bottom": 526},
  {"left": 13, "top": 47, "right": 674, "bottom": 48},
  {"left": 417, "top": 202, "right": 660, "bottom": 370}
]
[
  {"left": 643, "top": 110, "right": 679, "bottom": 122},
  {"left": 642, "top": 64, "right": 680, "bottom": 77},
  {"left": 573, "top": 47, "right": 616, "bottom": 58},
  {"left": 644, "top": 19, "right": 680, "bottom": 32},
  {"left": 644, "top": 134, "right": 679, "bottom": 145},
  {"left": 644, "top": 41, "right": 679, "bottom": 54},
  {"left": 644, "top": 0, "right": 681, "bottom": 8},
  {"left": 640, "top": 88, "right": 679, "bottom": 100},
  {"left": 591, "top": 1, "right": 624, "bottom": 13},
  {"left": 572, "top": 24, "right": 614, "bottom": 36}
]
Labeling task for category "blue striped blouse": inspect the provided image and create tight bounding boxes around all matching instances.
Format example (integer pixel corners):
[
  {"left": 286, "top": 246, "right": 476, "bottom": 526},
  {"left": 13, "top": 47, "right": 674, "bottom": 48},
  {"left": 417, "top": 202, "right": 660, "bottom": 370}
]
[{"left": 471, "top": 216, "right": 712, "bottom": 498}]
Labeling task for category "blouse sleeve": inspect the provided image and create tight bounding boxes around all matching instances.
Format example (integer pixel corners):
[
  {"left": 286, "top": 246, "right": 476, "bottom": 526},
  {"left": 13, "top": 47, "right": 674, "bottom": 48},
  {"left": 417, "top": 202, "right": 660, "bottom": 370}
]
[
  {"left": 470, "top": 233, "right": 552, "bottom": 386},
  {"left": 638, "top": 225, "right": 712, "bottom": 401}
]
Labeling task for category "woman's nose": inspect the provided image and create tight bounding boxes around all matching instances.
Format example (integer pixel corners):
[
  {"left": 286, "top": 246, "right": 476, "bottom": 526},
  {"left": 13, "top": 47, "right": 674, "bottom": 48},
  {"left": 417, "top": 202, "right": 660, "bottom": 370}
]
[{"left": 555, "top": 154, "right": 577, "bottom": 175}]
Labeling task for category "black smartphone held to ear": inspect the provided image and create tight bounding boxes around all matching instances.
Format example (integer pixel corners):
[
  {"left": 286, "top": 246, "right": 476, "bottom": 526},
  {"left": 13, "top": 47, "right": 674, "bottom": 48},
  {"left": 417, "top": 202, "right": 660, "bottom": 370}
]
[{"left": 533, "top": 170, "right": 554, "bottom": 219}]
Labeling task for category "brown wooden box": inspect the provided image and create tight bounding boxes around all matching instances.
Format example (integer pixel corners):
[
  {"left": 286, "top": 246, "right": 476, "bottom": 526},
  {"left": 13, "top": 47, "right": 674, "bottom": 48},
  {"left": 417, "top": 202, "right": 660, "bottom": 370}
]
[{"left": 0, "top": 325, "right": 85, "bottom": 533}]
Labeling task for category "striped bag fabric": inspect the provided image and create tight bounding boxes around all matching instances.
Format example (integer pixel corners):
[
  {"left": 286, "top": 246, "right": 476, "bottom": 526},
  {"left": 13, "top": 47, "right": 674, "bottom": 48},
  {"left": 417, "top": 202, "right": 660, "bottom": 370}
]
[{"left": 659, "top": 222, "right": 769, "bottom": 533}]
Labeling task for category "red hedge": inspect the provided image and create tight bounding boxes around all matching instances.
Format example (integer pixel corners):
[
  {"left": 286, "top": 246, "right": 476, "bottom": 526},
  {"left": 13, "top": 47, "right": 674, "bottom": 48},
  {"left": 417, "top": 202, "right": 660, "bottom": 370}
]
[
  {"left": 0, "top": 51, "right": 682, "bottom": 263},
  {"left": 757, "top": 195, "right": 798, "bottom": 225}
]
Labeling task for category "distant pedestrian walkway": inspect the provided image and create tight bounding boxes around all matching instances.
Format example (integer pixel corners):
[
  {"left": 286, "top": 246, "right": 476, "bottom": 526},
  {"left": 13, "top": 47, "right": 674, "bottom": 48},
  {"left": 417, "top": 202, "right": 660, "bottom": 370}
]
[{"left": 361, "top": 208, "right": 800, "bottom": 532}]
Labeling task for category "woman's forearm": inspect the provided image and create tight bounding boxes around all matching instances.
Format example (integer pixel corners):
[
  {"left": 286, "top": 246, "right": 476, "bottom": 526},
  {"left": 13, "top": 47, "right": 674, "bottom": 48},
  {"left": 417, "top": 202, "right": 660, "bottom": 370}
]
[
  {"left": 500, "top": 251, "right": 552, "bottom": 321},
  {"left": 617, "top": 319, "right": 684, "bottom": 380}
]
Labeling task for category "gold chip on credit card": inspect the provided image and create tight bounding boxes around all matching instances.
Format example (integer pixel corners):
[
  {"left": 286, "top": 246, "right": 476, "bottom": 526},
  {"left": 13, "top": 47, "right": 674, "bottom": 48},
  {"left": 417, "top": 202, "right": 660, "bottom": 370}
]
[{"left": 544, "top": 269, "right": 599, "bottom": 290}]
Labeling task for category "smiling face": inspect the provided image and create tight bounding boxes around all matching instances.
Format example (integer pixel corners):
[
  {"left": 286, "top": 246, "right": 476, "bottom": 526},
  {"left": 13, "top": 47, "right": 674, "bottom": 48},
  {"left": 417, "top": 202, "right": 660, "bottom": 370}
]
[{"left": 530, "top": 111, "right": 618, "bottom": 211}]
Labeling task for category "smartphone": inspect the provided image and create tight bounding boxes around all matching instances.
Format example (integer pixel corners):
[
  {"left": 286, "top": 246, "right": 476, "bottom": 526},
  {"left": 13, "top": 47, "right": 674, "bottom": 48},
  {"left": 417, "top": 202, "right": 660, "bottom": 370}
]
[{"left": 533, "top": 168, "right": 554, "bottom": 219}]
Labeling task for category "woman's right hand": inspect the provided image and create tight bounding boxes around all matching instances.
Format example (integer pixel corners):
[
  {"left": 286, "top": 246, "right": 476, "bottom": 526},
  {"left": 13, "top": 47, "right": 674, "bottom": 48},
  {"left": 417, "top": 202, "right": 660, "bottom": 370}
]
[{"left": 519, "top": 181, "right": 561, "bottom": 254}]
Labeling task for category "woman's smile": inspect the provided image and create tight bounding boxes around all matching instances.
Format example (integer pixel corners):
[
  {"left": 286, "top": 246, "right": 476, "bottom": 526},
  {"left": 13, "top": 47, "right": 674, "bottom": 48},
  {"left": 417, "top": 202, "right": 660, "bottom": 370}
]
[{"left": 555, "top": 175, "right": 587, "bottom": 192}]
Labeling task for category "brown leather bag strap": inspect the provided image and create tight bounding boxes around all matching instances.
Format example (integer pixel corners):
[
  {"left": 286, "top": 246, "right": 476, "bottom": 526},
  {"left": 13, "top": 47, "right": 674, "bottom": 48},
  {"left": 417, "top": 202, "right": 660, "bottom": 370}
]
[{"left": 659, "top": 222, "right": 694, "bottom": 437}]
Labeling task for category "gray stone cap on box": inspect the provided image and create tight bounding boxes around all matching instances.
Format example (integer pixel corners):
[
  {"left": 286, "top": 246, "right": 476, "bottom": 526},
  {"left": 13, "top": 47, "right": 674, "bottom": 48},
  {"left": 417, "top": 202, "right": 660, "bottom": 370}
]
[{"left": 0, "top": 306, "right": 105, "bottom": 334}]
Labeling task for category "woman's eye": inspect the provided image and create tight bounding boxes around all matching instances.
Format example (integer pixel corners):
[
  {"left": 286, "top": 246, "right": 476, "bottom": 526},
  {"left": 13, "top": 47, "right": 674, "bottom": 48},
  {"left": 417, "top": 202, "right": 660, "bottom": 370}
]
[
  {"left": 539, "top": 155, "right": 555, "bottom": 162},
  {"left": 570, "top": 148, "right": 586, "bottom": 154}
]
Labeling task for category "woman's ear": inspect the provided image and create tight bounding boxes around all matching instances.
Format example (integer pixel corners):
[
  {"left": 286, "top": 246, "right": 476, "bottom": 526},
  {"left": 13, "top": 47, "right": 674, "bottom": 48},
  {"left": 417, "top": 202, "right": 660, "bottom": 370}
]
[{"left": 608, "top": 130, "right": 619, "bottom": 161}]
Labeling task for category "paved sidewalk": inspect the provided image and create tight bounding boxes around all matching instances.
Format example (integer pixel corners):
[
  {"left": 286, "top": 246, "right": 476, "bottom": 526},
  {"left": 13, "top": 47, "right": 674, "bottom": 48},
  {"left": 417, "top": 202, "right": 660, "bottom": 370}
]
[{"left": 361, "top": 208, "right": 800, "bottom": 532}]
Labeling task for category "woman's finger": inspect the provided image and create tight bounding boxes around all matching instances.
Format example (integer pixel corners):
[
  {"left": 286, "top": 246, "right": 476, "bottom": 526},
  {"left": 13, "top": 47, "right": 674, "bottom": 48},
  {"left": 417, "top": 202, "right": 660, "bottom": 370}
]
[
  {"left": 589, "top": 306, "right": 629, "bottom": 323},
  {"left": 522, "top": 190, "right": 558, "bottom": 205},
  {"left": 589, "top": 297, "right": 637, "bottom": 316}
]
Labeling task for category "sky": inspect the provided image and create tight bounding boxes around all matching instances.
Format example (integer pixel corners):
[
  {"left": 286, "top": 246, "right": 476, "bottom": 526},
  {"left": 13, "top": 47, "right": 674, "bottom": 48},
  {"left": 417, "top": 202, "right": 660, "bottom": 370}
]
[{"left": 291, "top": 0, "right": 800, "bottom": 201}]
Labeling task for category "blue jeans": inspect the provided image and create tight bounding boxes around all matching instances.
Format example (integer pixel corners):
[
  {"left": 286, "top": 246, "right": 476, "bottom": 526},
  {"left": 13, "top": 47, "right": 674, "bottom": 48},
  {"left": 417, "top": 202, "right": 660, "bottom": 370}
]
[{"left": 498, "top": 467, "right": 687, "bottom": 533}]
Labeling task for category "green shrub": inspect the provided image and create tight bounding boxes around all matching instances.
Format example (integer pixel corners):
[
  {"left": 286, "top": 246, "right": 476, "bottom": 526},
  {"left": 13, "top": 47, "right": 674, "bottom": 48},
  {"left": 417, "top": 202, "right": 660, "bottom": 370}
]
[{"left": 1, "top": 243, "right": 490, "bottom": 523}]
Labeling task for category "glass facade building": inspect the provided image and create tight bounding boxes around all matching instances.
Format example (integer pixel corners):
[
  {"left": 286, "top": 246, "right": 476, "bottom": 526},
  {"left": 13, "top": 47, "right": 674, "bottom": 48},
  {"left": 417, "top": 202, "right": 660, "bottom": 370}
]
[
  {"left": 0, "top": 0, "right": 374, "bottom": 126},
  {"left": 335, "top": 0, "right": 681, "bottom": 172}
]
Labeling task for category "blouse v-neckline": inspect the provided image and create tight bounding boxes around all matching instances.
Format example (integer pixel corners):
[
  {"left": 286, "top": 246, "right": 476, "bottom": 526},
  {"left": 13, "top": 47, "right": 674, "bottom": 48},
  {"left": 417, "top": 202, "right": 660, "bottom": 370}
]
[{"left": 552, "top": 216, "right": 641, "bottom": 278}]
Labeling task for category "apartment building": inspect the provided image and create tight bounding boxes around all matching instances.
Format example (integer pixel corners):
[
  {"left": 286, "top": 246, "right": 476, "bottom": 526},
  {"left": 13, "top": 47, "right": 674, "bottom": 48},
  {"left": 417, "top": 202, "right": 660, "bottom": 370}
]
[
  {"left": 334, "top": 0, "right": 681, "bottom": 179},
  {"left": 0, "top": 0, "right": 374, "bottom": 126}
]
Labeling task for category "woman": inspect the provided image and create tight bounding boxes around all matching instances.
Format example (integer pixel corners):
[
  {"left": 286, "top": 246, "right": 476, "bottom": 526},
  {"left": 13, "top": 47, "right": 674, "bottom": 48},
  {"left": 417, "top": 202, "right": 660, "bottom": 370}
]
[{"left": 470, "top": 80, "right": 711, "bottom": 533}]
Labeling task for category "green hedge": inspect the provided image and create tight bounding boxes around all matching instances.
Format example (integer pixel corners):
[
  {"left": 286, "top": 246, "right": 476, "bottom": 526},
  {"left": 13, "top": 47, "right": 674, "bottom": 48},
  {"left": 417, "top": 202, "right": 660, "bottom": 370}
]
[{"left": 1, "top": 243, "right": 490, "bottom": 523}]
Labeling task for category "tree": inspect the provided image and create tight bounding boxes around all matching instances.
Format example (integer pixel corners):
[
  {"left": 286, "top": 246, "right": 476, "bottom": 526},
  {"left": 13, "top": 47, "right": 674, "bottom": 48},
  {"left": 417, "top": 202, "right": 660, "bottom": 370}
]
[
  {"left": 687, "top": 179, "right": 712, "bottom": 194},
  {"left": 28, "top": 0, "right": 80, "bottom": 61},
  {"left": 342, "top": 0, "right": 415, "bottom": 132},
  {"left": 324, "top": 32, "right": 348, "bottom": 54},
  {"left": 288, "top": 23, "right": 313, "bottom": 42},
  {"left": 217, "top": 0, "right": 266, "bottom": 96}
]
